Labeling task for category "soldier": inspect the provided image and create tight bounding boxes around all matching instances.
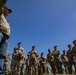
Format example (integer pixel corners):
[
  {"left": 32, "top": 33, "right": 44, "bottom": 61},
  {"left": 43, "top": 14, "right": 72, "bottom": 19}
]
[
  {"left": 47, "top": 49, "right": 55, "bottom": 75},
  {"left": 16, "top": 42, "right": 25, "bottom": 75},
  {"left": 26, "top": 54, "right": 30, "bottom": 75},
  {"left": 4, "top": 51, "right": 11, "bottom": 75},
  {"left": 67, "top": 44, "right": 73, "bottom": 74},
  {"left": 39, "top": 52, "right": 47, "bottom": 75},
  {"left": 72, "top": 40, "right": 76, "bottom": 74},
  {"left": 11, "top": 47, "right": 19, "bottom": 75},
  {"left": 61, "top": 50, "right": 69, "bottom": 74},
  {"left": 28, "top": 46, "right": 39, "bottom": 75},
  {"left": 0, "top": 0, "right": 12, "bottom": 74},
  {"left": 52, "top": 45, "right": 63, "bottom": 74}
]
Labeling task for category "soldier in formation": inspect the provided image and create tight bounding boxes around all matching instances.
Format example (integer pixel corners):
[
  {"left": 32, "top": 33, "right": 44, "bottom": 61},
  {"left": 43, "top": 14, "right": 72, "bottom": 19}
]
[
  {"left": 72, "top": 40, "right": 76, "bottom": 74},
  {"left": 67, "top": 44, "right": 73, "bottom": 74},
  {"left": 4, "top": 51, "right": 11, "bottom": 75},
  {"left": 11, "top": 42, "right": 25, "bottom": 75},
  {"left": 26, "top": 54, "right": 30, "bottom": 75},
  {"left": 27, "top": 46, "right": 39, "bottom": 75},
  {"left": 47, "top": 49, "right": 55, "bottom": 75},
  {"left": 61, "top": 50, "right": 69, "bottom": 74},
  {"left": 52, "top": 45, "right": 63, "bottom": 74},
  {"left": 39, "top": 52, "right": 47, "bottom": 75}
]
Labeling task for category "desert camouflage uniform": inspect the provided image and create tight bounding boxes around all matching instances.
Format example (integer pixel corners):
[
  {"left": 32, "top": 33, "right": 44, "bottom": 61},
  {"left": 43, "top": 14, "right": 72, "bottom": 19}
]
[
  {"left": 47, "top": 49, "right": 55, "bottom": 75},
  {"left": 52, "top": 46, "right": 63, "bottom": 74},
  {"left": 72, "top": 45, "right": 76, "bottom": 74},
  {"left": 28, "top": 46, "right": 39, "bottom": 75},
  {"left": 11, "top": 47, "right": 19, "bottom": 75},
  {"left": 61, "top": 50, "right": 69, "bottom": 74},
  {"left": 67, "top": 45, "right": 73, "bottom": 74},
  {"left": 39, "top": 53, "right": 47, "bottom": 75},
  {"left": 26, "top": 55, "right": 30, "bottom": 75},
  {"left": 20, "top": 56, "right": 26, "bottom": 75},
  {"left": 16, "top": 45, "right": 25, "bottom": 75},
  {"left": 4, "top": 51, "right": 11, "bottom": 75}
]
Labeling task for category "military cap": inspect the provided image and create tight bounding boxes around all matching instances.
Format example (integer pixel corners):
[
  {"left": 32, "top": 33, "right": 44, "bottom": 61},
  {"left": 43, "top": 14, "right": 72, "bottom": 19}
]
[
  {"left": 32, "top": 46, "right": 35, "bottom": 48},
  {"left": 4, "top": 6, "right": 12, "bottom": 13},
  {"left": 54, "top": 45, "right": 57, "bottom": 48},
  {"left": 48, "top": 49, "right": 50, "bottom": 51},
  {"left": 63, "top": 50, "right": 65, "bottom": 52},
  {"left": 18, "top": 42, "right": 22, "bottom": 45},
  {"left": 68, "top": 44, "right": 72, "bottom": 47},
  {"left": 73, "top": 40, "right": 76, "bottom": 44},
  {"left": 41, "top": 52, "right": 44, "bottom": 55}
]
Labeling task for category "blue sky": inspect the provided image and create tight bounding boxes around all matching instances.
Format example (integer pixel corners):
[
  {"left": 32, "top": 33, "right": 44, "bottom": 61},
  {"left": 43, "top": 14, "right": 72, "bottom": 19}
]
[{"left": 6, "top": 0, "right": 76, "bottom": 58}]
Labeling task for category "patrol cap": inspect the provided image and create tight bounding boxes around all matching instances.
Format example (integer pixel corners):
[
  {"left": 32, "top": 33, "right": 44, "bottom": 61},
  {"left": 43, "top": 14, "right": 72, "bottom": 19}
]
[{"left": 4, "top": 6, "right": 12, "bottom": 13}]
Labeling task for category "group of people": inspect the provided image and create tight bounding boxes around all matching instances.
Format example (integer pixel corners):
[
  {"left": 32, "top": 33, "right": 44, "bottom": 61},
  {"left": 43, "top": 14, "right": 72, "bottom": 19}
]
[
  {"left": 1, "top": 0, "right": 76, "bottom": 75},
  {"left": 4, "top": 42, "right": 50, "bottom": 75},
  {"left": 3, "top": 40, "right": 76, "bottom": 75},
  {"left": 47, "top": 40, "right": 76, "bottom": 75}
]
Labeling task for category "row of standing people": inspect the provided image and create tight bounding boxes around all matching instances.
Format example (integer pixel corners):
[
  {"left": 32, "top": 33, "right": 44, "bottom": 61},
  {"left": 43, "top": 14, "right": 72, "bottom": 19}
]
[
  {"left": 4, "top": 40, "right": 76, "bottom": 75},
  {"left": 4, "top": 42, "right": 50, "bottom": 75},
  {"left": 47, "top": 40, "right": 76, "bottom": 75}
]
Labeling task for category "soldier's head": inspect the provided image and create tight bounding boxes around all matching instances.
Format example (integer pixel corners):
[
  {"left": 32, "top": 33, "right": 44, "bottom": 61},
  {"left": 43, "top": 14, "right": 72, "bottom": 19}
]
[
  {"left": 14, "top": 47, "right": 17, "bottom": 50},
  {"left": 32, "top": 46, "right": 35, "bottom": 50},
  {"left": 63, "top": 50, "right": 66, "bottom": 54},
  {"left": 73, "top": 40, "right": 76, "bottom": 46},
  {"left": 48, "top": 49, "right": 51, "bottom": 53},
  {"left": 54, "top": 45, "right": 57, "bottom": 50},
  {"left": 41, "top": 52, "right": 44, "bottom": 57},
  {"left": 68, "top": 44, "right": 72, "bottom": 49},
  {"left": 3, "top": 6, "right": 12, "bottom": 17},
  {"left": 17, "top": 42, "right": 22, "bottom": 47},
  {"left": 63, "top": 50, "right": 65, "bottom": 53}
]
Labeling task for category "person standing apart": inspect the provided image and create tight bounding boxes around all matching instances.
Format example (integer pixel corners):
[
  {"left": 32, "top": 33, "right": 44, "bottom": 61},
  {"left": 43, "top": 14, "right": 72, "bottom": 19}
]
[{"left": 0, "top": 0, "right": 12, "bottom": 74}]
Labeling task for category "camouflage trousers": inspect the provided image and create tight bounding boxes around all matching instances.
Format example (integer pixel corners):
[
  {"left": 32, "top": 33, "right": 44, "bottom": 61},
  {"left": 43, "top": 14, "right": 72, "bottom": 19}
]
[
  {"left": 29, "top": 64, "right": 38, "bottom": 75},
  {"left": 39, "top": 64, "right": 47, "bottom": 75}
]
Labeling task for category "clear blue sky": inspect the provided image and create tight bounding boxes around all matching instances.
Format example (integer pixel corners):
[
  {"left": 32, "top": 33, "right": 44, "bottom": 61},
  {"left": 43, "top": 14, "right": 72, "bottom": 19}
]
[{"left": 6, "top": 0, "right": 76, "bottom": 58}]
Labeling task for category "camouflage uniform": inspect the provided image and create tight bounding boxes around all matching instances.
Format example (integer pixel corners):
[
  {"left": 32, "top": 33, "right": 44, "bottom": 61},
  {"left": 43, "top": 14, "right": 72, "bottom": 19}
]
[
  {"left": 61, "top": 50, "right": 69, "bottom": 74},
  {"left": 11, "top": 47, "right": 19, "bottom": 75},
  {"left": 20, "top": 56, "right": 26, "bottom": 75},
  {"left": 16, "top": 42, "right": 25, "bottom": 75},
  {"left": 52, "top": 46, "right": 63, "bottom": 74},
  {"left": 72, "top": 40, "right": 76, "bottom": 74},
  {"left": 26, "top": 55, "right": 30, "bottom": 75},
  {"left": 39, "top": 52, "right": 47, "bottom": 75},
  {"left": 47, "top": 49, "right": 55, "bottom": 75},
  {"left": 28, "top": 46, "right": 39, "bottom": 75},
  {"left": 67, "top": 44, "right": 73, "bottom": 74},
  {"left": 4, "top": 51, "right": 11, "bottom": 75}
]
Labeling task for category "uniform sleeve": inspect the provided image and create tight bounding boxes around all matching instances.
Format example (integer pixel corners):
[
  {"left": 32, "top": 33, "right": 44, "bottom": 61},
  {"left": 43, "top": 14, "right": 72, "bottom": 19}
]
[{"left": 0, "top": 0, "right": 7, "bottom": 14}]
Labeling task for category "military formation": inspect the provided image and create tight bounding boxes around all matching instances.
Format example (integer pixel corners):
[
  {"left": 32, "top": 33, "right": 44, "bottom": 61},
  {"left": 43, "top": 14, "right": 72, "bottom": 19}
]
[{"left": 4, "top": 40, "right": 76, "bottom": 75}]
